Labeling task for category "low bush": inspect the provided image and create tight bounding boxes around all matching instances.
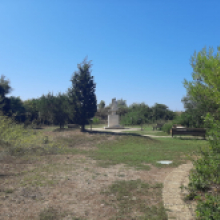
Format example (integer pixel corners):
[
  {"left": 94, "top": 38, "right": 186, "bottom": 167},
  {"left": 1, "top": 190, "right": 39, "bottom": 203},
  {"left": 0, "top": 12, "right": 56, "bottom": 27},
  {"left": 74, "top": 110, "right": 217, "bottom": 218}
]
[
  {"left": 92, "top": 117, "right": 100, "bottom": 124},
  {"left": 161, "top": 122, "right": 173, "bottom": 134},
  {"left": 196, "top": 194, "right": 220, "bottom": 219},
  {"left": 0, "top": 112, "right": 60, "bottom": 157}
]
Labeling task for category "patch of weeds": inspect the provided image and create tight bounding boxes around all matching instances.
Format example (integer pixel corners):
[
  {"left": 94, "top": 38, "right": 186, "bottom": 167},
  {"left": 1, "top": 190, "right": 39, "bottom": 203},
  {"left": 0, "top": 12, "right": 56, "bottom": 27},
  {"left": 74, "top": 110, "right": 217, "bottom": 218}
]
[
  {"left": 118, "top": 174, "right": 125, "bottom": 177},
  {"left": 138, "top": 204, "right": 168, "bottom": 220},
  {"left": 100, "top": 179, "right": 167, "bottom": 219},
  {"left": 39, "top": 207, "right": 73, "bottom": 220},
  {"left": 72, "top": 217, "right": 88, "bottom": 220},
  {"left": 5, "top": 188, "right": 14, "bottom": 193},
  {"left": 39, "top": 207, "right": 60, "bottom": 220},
  {"left": 19, "top": 166, "right": 58, "bottom": 187}
]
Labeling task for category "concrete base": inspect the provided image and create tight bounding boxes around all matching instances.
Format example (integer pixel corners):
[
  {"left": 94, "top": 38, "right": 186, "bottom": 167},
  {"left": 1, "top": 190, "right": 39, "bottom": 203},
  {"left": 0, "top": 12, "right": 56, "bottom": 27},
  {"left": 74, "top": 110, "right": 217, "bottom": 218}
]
[
  {"left": 105, "top": 115, "right": 124, "bottom": 129},
  {"left": 104, "top": 126, "right": 125, "bottom": 129}
]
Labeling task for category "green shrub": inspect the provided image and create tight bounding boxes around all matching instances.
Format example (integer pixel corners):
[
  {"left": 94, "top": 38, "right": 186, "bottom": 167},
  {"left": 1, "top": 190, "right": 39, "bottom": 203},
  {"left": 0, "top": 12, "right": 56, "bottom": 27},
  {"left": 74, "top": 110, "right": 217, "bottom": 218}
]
[
  {"left": 161, "top": 122, "right": 173, "bottom": 134},
  {"left": 0, "top": 112, "right": 60, "bottom": 157},
  {"left": 196, "top": 194, "right": 220, "bottom": 220},
  {"left": 92, "top": 117, "right": 100, "bottom": 124}
]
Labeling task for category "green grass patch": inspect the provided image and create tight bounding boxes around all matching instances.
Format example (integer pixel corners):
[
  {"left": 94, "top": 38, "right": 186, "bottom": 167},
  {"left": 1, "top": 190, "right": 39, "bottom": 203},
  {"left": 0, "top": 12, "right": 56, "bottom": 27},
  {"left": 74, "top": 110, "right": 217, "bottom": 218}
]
[{"left": 84, "top": 135, "right": 209, "bottom": 169}]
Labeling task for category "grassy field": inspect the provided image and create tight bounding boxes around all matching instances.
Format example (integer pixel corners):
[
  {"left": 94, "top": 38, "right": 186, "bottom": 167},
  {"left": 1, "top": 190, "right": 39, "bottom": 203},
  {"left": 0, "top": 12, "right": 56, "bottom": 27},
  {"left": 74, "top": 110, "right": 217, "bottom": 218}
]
[{"left": 0, "top": 124, "right": 210, "bottom": 220}]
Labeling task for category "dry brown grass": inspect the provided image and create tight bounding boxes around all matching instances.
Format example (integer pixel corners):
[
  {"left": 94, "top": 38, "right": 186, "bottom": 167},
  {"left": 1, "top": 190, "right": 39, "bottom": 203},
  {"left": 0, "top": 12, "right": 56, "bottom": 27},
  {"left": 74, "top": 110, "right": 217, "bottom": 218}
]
[{"left": 0, "top": 127, "right": 173, "bottom": 220}]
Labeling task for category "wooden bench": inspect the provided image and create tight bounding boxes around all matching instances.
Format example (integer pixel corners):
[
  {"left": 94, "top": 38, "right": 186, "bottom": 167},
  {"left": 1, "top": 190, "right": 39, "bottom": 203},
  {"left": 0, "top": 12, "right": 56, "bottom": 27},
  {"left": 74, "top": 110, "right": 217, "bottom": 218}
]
[
  {"left": 153, "top": 123, "right": 165, "bottom": 131},
  {"left": 172, "top": 128, "right": 206, "bottom": 139},
  {"left": 68, "top": 124, "right": 80, "bottom": 128}
]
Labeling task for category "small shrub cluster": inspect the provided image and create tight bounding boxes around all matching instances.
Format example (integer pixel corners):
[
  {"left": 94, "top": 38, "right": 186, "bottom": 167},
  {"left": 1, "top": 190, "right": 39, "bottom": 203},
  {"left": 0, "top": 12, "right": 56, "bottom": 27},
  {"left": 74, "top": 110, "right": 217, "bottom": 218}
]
[
  {"left": 185, "top": 113, "right": 220, "bottom": 219},
  {"left": 0, "top": 113, "right": 60, "bottom": 157},
  {"left": 92, "top": 117, "right": 100, "bottom": 124},
  {"left": 161, "top": 122, "right": 173, "bottom": 134}
]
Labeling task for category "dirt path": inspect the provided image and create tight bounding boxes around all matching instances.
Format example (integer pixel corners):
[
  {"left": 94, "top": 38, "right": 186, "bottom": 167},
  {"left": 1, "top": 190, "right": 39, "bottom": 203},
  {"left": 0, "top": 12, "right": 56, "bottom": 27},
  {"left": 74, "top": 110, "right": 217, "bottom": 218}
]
[{"left": 163, "top": 162, "right": 197, "bottom": 220}]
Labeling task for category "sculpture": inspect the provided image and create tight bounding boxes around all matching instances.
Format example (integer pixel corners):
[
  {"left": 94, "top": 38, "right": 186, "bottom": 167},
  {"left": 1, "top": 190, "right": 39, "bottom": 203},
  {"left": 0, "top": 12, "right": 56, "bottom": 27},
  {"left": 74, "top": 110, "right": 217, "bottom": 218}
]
[
  {"left": 109, "top": 98, "right": 118, "bottom": 115},
  {"left": 105, "top": 98, "right": 124, "bottom": 129}
]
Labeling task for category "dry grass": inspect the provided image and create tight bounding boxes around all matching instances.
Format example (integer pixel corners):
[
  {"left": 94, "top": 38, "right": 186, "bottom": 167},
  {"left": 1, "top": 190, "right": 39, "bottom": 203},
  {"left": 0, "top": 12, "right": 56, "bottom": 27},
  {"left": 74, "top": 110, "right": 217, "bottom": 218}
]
[
  {"left": 0, "top": 152, "right": 171, "bottom": 220},
  {"left": 0, "top": 126, "right": 204, "bottom": 220}
]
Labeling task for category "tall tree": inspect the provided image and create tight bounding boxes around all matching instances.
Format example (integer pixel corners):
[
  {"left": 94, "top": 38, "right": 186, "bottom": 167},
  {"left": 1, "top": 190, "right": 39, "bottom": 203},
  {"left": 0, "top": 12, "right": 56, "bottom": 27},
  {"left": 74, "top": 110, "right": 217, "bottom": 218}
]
[
  {"left": 98, "top": 100, "right": 105, "bottom": 110},
  {"left": 23, "top": 99, "right": 40, "bottom": 123},
  {"left": 117, "top": 99, "right": 127, "bottom": 108},
  {"left": 37, "top": 93, "right": 55, "bottom": 125},
  {"left": 183, "top": 46, "right": 220, "bottom": 125},
  {"left": 182, "top": 46, "right": 220, "bottom": 219},
  {"left": 51, "top": 93, "right": 69, "bottom": 128},
  {"left": 9, "top": 96, "right": 26, "bottom": 123},
  {"left": 68, "top": 57, "right": 97, "bottom": 132},
  {"left": 0, "top": 75, "right": 12, "bottom": 116}
]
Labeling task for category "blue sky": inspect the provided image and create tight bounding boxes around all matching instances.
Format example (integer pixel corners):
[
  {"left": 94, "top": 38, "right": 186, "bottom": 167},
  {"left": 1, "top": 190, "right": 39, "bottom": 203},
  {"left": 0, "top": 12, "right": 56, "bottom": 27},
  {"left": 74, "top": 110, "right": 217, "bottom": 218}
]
[{"left": 1, "top": 0, "right": 219, "bottom": 112}]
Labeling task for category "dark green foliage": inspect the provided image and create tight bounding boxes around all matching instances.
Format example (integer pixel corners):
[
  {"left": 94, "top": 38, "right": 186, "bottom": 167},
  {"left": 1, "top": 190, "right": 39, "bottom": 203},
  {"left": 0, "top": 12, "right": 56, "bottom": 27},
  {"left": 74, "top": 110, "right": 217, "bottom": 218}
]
[
  {"left": 181, "top": 91, "right": 218, "bottom": 128},
  {"left": 196, "top": 194, "right": 220, "bottom": 220},
  {"left": 161, "top": 122, "right": 173, "bottom": 134},
  {"left": 120, "top": 102, "right": 175, "bottom": 125},
  {"left": 0, "top": 75, "right": 12, "bottom": 116},
  {"left": 23, "top": 98, "right": 41, "bottom": 123},
  {"left": 92, "top": 117, "right": 100, "bottom": 124},
  {"left": 48, "top": 93, "right": 69, "bottom": 128},
  {"left": 68, "top": 57, "right": 97, "bottom": 132},
  {"left": 98, "top": 100, "right": 105, "bottom": 109},
  {"left": 9, "top": 96, "right": 26, "bottom": 123},
  {"left": 117, "top": 98, "right": 127, "bottom": 108},
  {"left": 183, "top": 46, "right": 220, "bottom": 219}
]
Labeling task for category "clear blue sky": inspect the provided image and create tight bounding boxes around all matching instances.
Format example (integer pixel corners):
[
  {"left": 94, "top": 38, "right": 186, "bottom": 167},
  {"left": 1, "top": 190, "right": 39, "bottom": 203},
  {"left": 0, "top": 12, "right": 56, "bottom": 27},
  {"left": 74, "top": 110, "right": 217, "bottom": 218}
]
[{"left": 1, "top": 0, "right": 219, "bottom": 112}]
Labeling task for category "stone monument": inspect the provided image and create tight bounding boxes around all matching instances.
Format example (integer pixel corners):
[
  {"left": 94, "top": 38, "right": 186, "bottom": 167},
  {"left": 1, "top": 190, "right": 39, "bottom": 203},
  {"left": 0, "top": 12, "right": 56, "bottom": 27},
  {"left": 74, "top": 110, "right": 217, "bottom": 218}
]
[{"left": 105, "top": 98, "right": 124, "bottom": 129}]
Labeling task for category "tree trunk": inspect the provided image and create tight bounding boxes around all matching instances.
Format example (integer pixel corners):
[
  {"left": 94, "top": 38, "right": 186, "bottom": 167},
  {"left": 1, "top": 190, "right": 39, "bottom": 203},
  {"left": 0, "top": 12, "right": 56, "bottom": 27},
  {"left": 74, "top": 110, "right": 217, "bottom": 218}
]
[{"left": 81, "top": 124, "right": 85, "bottom": 132}]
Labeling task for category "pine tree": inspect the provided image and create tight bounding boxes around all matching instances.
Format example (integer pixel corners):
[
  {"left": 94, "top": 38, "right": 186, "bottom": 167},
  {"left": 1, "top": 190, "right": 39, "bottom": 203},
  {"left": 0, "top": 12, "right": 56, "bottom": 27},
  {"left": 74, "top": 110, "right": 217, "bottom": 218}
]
[{"left": 68, "top": 58, "right": 97, "bottom": 132}]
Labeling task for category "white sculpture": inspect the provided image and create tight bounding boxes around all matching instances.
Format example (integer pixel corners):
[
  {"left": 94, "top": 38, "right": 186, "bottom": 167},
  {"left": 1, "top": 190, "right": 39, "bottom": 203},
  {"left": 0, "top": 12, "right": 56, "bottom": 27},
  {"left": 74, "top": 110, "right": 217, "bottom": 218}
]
[
  {"left": 110, "top": 98, "right": 118, "bottom": 115},
  {"left": 105, "top": 98, "right": 124, "bottom": 129}
]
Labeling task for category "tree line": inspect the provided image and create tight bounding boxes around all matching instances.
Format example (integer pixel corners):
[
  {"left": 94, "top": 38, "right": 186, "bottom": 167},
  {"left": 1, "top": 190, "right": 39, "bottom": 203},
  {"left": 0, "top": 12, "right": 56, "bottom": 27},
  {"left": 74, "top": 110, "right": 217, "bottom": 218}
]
[
  {"left": 96, "top": 100, "right": 177, "bottom": 125},
  {"left": 0, "top": 58, "right": 97, "bottom": 132},
  {"left": 1, "top": 51, "right": 220, "bottom": 133}
]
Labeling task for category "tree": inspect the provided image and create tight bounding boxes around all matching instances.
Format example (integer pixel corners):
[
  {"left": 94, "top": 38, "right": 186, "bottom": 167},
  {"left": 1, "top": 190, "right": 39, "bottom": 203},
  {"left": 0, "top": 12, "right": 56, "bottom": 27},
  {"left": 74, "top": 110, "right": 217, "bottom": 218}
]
[
  {"left": 9, "top": 96, "right": 26, "bottom": 123},
  {"left": 183, "top": 46, "right": 220, "bottom": 218},
  {"left": 23, "top": 99, "right": 40, "bottom": 123},
  {"left": 183, "top": 46, "right": 220, "bottom": 123},
  {"left": 37, "top": 93, "right": 55, "bottom": 125},
  {"left": 151, "top": 103, "right": 170, "bottom": 122},
  {"left": 98, "top": 100, "right": 105, "bottom": 109},
  {"left": 0, "top": 75, "right": 12, "bottom": 116},
  {"left": 51, "top": 93, "right": 69, "bottom": 128},
  {"left": 117, "top": 99, "right": 127, "bottom": 108},
  {"left": 68, "top": 57, "right": 97, "bottom": 132}
]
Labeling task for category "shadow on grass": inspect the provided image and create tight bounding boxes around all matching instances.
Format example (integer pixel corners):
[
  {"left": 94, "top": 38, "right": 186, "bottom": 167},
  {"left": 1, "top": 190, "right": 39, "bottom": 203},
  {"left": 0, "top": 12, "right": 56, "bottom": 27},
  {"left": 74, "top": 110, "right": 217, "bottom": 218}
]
[
  {"left": 84, "top": 129, "right": 161, "bottom": 140},
  {"left": 172, "top": 136, "right": 207, "bottom": 141},
  {"left": 32, "top": 127, "right": 44, "bottom": 129},
  {"left": 52, "top": 128, "right": 79, "bottom": 132}
]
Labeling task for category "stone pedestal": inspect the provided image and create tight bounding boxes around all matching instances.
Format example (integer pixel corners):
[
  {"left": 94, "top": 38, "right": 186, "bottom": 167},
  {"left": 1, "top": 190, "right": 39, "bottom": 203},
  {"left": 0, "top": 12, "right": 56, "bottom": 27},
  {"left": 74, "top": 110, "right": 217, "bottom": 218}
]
[
  {"left": 108, "top": 115, "right": 119, "bottom": 128},
  {"left": 105, "top": 114, "right": 124, "bottom": 129}
]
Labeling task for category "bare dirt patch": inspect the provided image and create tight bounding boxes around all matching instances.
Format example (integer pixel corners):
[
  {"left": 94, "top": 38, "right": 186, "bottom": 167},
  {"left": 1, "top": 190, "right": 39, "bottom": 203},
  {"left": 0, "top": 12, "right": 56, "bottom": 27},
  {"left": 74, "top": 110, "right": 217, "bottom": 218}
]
[{"left": 0, "top": 151, "right": 174, "bottom": 220}]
